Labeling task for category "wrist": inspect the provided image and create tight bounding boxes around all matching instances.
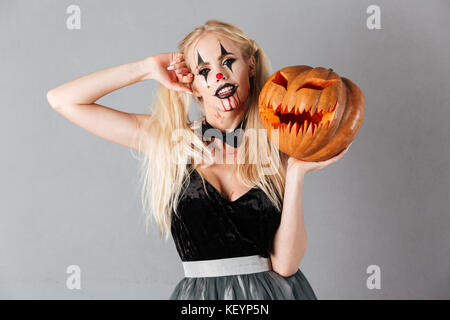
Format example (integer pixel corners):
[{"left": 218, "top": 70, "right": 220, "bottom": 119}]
[
  {"left": 285, "top": 168, "right": 304, "bottom": 195},
  {"left": 138, "top": 56, "right": 155, "bottom": 81},
  {"left": 287, "top": 165, "right": 306, "bottom": 181}
]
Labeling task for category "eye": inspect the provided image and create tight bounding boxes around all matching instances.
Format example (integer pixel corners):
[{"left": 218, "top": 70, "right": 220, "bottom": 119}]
[
  {"left": 224, "top": 58, "right": 235, "bottom": 68},
  {"left": 272, "top": 71, "right": 288, "bottom": 90},
  {"left": 199, "top": 68, "right": 210, "bottom": 78}
]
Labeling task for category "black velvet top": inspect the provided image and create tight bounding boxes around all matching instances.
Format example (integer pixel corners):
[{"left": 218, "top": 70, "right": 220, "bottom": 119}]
[{"left": 170, "top": 167, "right": 282, "bottom": 262}]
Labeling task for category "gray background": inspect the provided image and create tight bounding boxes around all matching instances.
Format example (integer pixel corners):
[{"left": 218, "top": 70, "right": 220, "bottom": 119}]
[{"left": 0, "top": 0, "right": 449, "bottom": 299}]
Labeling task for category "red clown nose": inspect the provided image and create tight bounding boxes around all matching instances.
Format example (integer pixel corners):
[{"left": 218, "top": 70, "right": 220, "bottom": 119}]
[{"left": 216, "top": 73, "right": 223, "bottom": 79}]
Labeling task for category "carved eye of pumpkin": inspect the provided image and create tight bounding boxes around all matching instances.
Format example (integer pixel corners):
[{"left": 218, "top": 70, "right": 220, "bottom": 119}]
[
  {"left": 259, "top": 65, "right": 364, "bottom": 161},
  {"left": 272, "top": 71, "right": 288, "bottom": 90},
  {"left": 296, "top": 78, "right": 338, "bottom": 91}
]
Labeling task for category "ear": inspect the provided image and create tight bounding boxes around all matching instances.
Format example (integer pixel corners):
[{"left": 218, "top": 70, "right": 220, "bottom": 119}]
[{"left": 248, "top": 55, "right": 256, "bottom": 78}]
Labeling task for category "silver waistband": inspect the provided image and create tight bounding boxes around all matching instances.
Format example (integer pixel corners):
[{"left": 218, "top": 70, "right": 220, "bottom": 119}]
[{"left": 182, "top": 255, "right": 272, "bottom": 278}]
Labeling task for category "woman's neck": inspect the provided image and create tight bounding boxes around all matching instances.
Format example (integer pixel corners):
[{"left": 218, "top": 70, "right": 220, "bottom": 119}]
[{"left": 204, "top": 107, "right": 245, "bottom": 132}]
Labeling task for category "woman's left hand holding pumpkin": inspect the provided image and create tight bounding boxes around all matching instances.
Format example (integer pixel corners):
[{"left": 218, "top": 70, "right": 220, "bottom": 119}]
[{"left": 287, "top": 143, "right": 352, "bottom": 177}]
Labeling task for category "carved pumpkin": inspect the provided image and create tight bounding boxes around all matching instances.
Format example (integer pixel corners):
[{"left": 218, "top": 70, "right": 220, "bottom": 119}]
[{"left": 258, "top": 65, "right": 364, "bottom": 162}]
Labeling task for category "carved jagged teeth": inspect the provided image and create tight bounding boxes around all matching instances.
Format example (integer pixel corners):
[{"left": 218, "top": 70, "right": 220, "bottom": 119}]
[
  {"left": 312, "top": 123, "right": 319, "bottom": 136},
  {"left": 327, "top": 100, "right": 337, "bottom": 113},
  {"left": 316, "top": 123, "right": 322, "bottom": 134},
  {"left": 306, "top": 122, "right": 311, "bottom": 134},
  {"left": 306, "top": 122, "right": 313, "bottom": 135},
  {"left": 287, "top": 104, "right": 295, "bottom": 113},
  {"left": 292, "top": 122, "right": 299, "bottom": 136},
  {"left": 287, "top": 121, "right": 292, "bottom": 132},
  {"left": 303, "top": 122, "right": 308, "bottom": 135}
]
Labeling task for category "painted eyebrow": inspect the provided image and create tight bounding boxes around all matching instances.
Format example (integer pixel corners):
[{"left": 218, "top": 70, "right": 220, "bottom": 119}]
[{"left": 195, "top": 52, "right": 235, "bottom": 72}]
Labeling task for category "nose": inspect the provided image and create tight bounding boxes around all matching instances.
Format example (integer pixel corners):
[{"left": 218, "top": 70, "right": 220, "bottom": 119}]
[{"left": 216, "top": 72, "right": 225, "bottom": 80}]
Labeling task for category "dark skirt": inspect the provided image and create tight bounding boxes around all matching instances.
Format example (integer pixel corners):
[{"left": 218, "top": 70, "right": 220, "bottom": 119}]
[{"left": 169, "top": 268, "right": 317, "bottom": 300}]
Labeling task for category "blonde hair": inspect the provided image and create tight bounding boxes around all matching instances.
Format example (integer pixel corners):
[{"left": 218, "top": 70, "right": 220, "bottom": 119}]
[{"left": 135, "top": 19, "right": 288, "bottom": 240}]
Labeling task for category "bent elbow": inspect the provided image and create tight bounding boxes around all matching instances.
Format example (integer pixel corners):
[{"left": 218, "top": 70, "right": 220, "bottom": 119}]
[
  {"left": 271, "top": 256, "right": 303, "bottom": 278},
  {"left": 46, "top": 90, "right": 61, "bottom": 109},
  {"left": 272, "top": 260, "right": 300, "bottom": 277},
  {"left": 275, "top": 267, "right": 299, "bottom": 278}
]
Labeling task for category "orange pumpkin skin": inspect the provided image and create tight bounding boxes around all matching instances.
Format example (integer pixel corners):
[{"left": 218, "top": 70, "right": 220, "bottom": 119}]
[{"left": 258, "top": 65, "right": 364, "bottom": 162}]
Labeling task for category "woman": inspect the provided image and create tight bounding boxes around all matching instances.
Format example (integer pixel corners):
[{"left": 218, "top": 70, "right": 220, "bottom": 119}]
[{"left": 47, "top": 19, "right": 349, "bottom": 299}]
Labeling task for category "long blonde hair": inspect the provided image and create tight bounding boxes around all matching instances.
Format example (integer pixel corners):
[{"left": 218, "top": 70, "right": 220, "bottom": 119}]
[{"left": 135, "top": 19, "right": 288, "bottom": 240}]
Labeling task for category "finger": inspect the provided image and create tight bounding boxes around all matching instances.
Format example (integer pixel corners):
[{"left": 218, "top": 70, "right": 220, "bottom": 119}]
[
  {"left": 169, "top": 59, "right": 182, "bottom": 67},
  {"left": 171, "top": 52, "right": 184, "bottom": 63},
  {"left": 335, "top": 147, "right": 348, "bottom": 158},
  {"left": 332, "top": 150, "right": 346, "bottom": 160},
  {"left": 174, "top": 67, "right": 188, "bottom": 74},
  {"left": 320, "top": 151, "right": 344, "bottom": 166},
  {"left": 342, "top": 143, "right": 352, "bottom": 154},
  {"left": 181, "top": 73, "right": 194, "bottom": 83},
  {"left": 168, "top": 60, "right": 188, "bottom": 70},
  {"left": 170, "top": 54, "right": 185, "bottom": 64},
  {"left": 174, "top": 69, "right": 191, "bottom": 83},
  {"left": 174, "top": 52, "right": 185, "bottom": 60},
  {"left": 320, "top": 159, "right": 335, "bottom": 167}
]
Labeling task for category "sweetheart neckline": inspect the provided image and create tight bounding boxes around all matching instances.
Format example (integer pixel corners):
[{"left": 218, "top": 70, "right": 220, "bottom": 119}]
[{"left": 193, "top": 169, "right": 256, "bottom": 204}]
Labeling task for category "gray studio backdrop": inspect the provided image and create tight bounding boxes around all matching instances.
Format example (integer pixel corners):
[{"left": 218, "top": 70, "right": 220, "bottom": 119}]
[{"left": 0, "top": 0, "right": 449, "bottom": 299}]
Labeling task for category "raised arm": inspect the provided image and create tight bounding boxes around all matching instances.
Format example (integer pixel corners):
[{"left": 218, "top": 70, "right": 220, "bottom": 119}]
[{"left": 46, "top": 53, "right": 193, "bottom": 152}]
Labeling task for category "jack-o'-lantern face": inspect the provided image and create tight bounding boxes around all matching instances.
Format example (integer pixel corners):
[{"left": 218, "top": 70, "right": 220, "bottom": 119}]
[{"left": 259, "top": 66, "right": 364, "bottom": 161}]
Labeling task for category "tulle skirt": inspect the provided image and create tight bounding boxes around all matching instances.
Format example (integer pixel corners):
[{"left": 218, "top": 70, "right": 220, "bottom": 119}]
[{"left": 169, "top": 268, "right": 317, "bottom": 300}]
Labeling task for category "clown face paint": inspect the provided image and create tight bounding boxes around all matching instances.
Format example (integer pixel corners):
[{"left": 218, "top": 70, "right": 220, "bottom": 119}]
[{"left": 186, "top": 32, "right": 255, "bottom": 120}]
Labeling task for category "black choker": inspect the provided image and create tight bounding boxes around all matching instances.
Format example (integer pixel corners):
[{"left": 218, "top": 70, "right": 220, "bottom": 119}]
[{"left": 201, "top": 119, "right": 245, "bottom": 148}]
